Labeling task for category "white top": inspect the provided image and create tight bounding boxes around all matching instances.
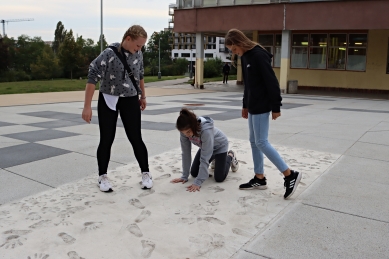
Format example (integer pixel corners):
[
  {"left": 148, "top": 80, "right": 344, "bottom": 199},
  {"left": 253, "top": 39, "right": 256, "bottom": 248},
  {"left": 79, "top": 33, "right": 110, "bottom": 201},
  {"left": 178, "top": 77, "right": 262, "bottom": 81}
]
[{"left": 103, "top": 93, "right": 119, "bottom": 111}]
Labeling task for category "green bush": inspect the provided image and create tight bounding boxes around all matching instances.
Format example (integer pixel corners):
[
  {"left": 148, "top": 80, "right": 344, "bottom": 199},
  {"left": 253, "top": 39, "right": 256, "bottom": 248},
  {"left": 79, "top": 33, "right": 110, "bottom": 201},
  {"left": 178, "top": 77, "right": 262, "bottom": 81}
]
[
  {"left": 203, "top": 57, "right": 223, "bottom": 78},
  {"left": 0, "top": 70, "right": 31, "bottom": 82}
]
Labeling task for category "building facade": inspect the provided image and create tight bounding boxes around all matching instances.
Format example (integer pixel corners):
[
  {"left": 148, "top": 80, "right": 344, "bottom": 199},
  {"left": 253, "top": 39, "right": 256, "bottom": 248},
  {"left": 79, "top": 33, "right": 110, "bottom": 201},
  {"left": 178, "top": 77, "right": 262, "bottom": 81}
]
[
  {"left": 172, "top": 0, "right": 389, "bottom": 92},
  {"left": 169, "top": 3, "right": 230, "bottom": 63}
]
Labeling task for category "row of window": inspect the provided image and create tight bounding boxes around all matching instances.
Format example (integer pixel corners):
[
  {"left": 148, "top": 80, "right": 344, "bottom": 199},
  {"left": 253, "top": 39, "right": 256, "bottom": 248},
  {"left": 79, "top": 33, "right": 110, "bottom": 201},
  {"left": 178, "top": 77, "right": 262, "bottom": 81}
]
[
  {"left": 174, "top": 53, "right": 214, "bottom": 58},
  {"left": 259, "top": 33, "right": 368, "bottom": 71}
]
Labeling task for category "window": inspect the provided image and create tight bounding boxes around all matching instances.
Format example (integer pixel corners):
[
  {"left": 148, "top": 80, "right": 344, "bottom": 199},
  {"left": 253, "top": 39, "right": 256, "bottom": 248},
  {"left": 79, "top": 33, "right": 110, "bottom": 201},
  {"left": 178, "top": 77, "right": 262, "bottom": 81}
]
[
  {"left": 193, "top": 53, "right": 196, "bottom": 57},
  {"left": 181, "top": 53, "right": 190, "bottom": 57},
  {"left": 174, "top": 53, "right": 178, "bottom": 57},
  {"left": 258, "top": 34, "right": 281, "bottom": 68},
  {"left": 309, "top": 34, "right": 327, "bottom": 69},
  {"left": 205, "top": 53, "right": 213, "bottom": 58},
  {"left": 328, "top": 34, "right": 346, "bottom": 70},
  {"left": 347, "top": 34, "right": 367, "bottom": 71},
  {"left": 387, "top": 39, "right": 389, "bottom": 74},
  {"left": 291, "top": 32, "right": 367, "bottom": 71},
  {"left": 291, "top": 34, "right": 309, "bottom": 68}
]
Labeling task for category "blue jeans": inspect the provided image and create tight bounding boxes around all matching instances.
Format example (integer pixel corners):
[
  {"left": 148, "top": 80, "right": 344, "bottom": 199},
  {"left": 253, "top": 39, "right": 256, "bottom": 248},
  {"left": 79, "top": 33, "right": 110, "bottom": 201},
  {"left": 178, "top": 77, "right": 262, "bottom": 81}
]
[{"left": 248, "top": 112, "right": 289, "bottom": 174}]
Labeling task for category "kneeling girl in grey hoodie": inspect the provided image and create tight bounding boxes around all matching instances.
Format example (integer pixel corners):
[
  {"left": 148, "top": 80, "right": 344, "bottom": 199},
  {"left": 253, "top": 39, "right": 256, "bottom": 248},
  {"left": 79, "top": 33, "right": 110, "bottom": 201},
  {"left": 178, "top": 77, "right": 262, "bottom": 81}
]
[{"left": 171, "top": 108, "right": 239, "bottom": 192}]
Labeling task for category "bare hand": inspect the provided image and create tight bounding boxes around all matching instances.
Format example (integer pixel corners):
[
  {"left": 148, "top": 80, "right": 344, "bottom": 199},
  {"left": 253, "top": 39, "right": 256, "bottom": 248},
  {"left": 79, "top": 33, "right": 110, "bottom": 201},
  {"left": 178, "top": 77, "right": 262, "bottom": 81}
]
[
  {"left": 170, "top": 178, "right": 187, "bottom": 184},
  {"left": 82, "top": 107, "right": 92, "bottom": 123},
  {"left": 139, "top": 98, "right": 147, "bottom": 111},
  {"left": 272, "top": 112, "right": 281, "bottom": 120},
  {"left": 186, "top": 184, "right": 201, "bottom": 192},
  {"left": 242, "top": 108, "right": 248, "bottom": 119}
]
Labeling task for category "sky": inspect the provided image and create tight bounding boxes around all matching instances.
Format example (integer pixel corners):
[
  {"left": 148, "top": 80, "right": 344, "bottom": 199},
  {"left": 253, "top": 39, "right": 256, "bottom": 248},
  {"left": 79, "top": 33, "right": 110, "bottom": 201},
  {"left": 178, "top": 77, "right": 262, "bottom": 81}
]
[{"left": 1, "top": 0, "right": 176, "bottom": 44}]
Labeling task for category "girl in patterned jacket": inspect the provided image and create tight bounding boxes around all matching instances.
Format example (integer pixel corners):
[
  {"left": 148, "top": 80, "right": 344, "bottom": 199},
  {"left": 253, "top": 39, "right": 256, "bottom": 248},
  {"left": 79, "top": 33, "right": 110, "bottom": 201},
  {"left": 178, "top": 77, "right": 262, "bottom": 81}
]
[{"left": 82, "top": 25, "right": 152, "bottom": 192}]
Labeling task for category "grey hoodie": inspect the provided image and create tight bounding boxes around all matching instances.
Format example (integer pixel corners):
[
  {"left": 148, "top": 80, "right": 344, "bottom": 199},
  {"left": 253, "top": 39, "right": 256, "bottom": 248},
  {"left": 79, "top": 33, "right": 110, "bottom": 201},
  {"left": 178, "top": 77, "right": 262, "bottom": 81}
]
[
  {"left": 87, "top": 42, "right": 144, "bottom": 97},
  {"left": 180, "top": 117, "right": 228, "bottom": 186}
]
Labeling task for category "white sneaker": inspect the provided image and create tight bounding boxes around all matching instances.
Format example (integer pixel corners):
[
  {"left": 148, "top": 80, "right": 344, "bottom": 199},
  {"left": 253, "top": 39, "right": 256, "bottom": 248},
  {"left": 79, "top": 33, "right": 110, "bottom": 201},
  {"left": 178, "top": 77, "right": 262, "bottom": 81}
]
[
  {"left": 210, "top": 160, "right": 215, "bottom": 169},
  {"left": 141, "top": 172, "right": 153, "bottom": 189},
  {"left": 228, "top": 150, "right": 239, "bottom": 172},
  {"left": 98, "top": 174, "right": 113, "bottom": 192}
]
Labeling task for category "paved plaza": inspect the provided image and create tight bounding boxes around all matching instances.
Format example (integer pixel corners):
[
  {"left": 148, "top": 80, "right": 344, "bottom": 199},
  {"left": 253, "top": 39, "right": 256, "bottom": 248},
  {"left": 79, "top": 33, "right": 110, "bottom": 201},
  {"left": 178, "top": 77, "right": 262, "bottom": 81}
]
[{"left": 0, "top": 80, "right": 388, "bottom": 258}]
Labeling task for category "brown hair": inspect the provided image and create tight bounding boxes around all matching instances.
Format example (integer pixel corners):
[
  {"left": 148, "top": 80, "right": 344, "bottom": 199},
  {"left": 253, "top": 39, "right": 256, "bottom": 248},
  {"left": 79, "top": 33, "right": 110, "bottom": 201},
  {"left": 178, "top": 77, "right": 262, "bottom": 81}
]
[
  {"left": 225, "top": 28, "right": 263, "bottom": 66},
  {"left": 119, "top": 25, "right": 147, "bottom": 52},
  {"left": 176, "top": 108, "right": 201, "bottom": 137}
]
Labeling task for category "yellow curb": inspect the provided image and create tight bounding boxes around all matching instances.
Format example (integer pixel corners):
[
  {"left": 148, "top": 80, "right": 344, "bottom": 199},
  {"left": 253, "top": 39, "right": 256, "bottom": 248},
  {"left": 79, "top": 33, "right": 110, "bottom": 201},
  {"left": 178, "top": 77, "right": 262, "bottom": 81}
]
[{"left": 0, "top": 88, "right": 215, "bottom": 107}]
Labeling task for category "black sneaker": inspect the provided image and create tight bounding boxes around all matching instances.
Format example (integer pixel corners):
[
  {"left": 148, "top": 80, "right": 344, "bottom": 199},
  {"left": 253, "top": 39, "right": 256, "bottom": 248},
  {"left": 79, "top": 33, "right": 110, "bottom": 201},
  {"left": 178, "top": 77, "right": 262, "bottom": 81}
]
[
  {"left": 239, "top": 176, "right": 267, "bottom": 190},
  {"left": 284, "top": 170, "right": 302, "bottom": 199}
]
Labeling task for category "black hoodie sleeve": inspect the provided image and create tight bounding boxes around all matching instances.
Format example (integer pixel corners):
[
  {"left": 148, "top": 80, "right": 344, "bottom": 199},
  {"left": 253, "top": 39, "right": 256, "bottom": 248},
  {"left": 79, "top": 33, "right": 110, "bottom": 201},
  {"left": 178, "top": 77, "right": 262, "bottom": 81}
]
[{"left": 253, "top": 50, "right": 282, "bottom": 113}]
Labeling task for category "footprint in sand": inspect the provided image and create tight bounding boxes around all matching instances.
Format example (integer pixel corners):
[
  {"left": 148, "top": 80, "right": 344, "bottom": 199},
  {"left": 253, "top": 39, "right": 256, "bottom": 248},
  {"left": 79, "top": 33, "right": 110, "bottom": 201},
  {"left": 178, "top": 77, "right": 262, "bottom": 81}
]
[
  {"left": 129, "top": 199, "right": 145, "bottom": 209},
  {"left": 29, "top": 220, "right": 51, "bottom": 229},
  {"left": 154, "top": 174, "right": 171, "bottom": 180},
  {"left": 0, "top": 211, "right": 9, "bottom": 216},
  {"left": 198, "top": 217, "right": 226, "bottom": 225},
  {"left": 127, "top": 223, "right": 143, "bottom": 237},
  {"left": 135, "top": 210, "right": 151, "bottom": 223},
  {"left": 26, "top": 212, "right": 41, "bottom": 220},
  {"left": 115, "top": 175, "right": 132, "bottom": 180},
  {"left": 154, "top": 166, "right": 164, "bottom": 173},
  {"left": 58, "top": 233, "right": 76, "bottom": 244},
  {"left": 67, "top": 251, "right": 85, "bottom": 259},
  {"left": 3, "top": 229, "right": 32, "bottom": 235},
  {"left": 138, "top": 189, "right": 155, "bottom": 198},
  {"left": 208, "top": 186, "right": 224, "bottom": 193},
  {"left": 0, "top": 235, "right": 26, "bottom": 249},
  {"left": 141, "top": 240, "right": 156, "bottom": 258},
  {"left": 85, "top": 200, "right": 115, "bottom": 206},
  {"left": 83, "top": 222, "right": 102, "bottom": 231},
  {"left": 27, "top": 253, "right": 50, "bottom": 259},
  {"left": 232, "top": 228, "right": 252, "bottom": 238},
  {"left": 206, "top": 200, "right": 219, "bottom": 206}
]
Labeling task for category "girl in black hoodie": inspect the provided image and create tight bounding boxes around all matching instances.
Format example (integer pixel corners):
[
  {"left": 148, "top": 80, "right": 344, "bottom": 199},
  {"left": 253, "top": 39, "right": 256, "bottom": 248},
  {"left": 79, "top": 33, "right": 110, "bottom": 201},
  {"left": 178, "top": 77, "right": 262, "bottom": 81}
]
[{"left": 225, "top": 29, "right": 301, "bottom": 199}]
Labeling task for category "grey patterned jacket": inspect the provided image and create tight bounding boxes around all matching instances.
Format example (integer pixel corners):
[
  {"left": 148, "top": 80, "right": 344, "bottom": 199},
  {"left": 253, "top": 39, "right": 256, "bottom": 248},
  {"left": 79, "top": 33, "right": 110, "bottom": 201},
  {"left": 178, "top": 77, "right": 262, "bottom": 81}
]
[{"left": 87, "top": 42, "right": 144, "bottom": 97}]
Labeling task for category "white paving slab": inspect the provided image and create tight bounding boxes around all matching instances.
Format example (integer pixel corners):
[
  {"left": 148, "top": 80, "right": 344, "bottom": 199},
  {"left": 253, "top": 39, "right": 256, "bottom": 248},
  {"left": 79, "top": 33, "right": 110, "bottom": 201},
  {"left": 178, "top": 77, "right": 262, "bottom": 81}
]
[
  {"left": 0, "top": 139, "right": 338, "bottom": 258},
  {"left": 345, "top": 142, "right": 389, "bottom": 162},
  {"left": 0, "top": 136, "right": 28, "bottom": 149},
  {"left": 243, "top": 204, "right": 389, "bottom": 259}
]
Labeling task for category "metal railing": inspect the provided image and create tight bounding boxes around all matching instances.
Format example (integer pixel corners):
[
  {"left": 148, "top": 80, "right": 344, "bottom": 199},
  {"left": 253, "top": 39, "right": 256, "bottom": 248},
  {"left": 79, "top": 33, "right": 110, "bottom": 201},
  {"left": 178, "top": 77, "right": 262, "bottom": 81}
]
[{"left": 177, "top": 0, "right": 343, "bottom": 9}]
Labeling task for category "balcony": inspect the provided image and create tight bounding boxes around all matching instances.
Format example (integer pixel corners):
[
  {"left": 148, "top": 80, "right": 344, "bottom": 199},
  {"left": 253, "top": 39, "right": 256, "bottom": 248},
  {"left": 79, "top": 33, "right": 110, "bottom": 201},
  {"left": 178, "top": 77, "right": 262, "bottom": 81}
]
[{"left": 177, "top": 0, "right": 344, "bottom": 9}]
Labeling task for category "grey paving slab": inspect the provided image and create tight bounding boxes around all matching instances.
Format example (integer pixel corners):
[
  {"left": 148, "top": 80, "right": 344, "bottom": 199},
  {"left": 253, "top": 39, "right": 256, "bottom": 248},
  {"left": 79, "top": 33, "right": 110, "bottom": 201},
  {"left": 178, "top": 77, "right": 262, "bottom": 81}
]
[
  {"left": 231, "top": 251, "right": 267, "bottom": 259},
  {"left": 21, "top": 111, "right": 81, "bottom": 119},
  {"left": 345, "top": 142, "right": 389, "bottom": 162},
  {"left": 0, "top": 121, "right": 16, "bottom": 127},
  {"left": 4, "top": 129, "right": 80, "bottom": 142},
  {"left": 206, "top": 111, "right": 242, "bottom": 121},
  {"left": 300, "top": 123, "right": 367, "bottom": 141},
  {"left": 0, "top": 169, "right": 52, "bottom": 205},
  {"left": 0, "top": 143, "right": 71, "bottom": 168},
  {"left": 369, "top": 121, "right": 389, "bottom": 131},
  {"left": 278, "top": 133, "right": 355, "bottom": 154},
  {"left": 331, "top": 107, "right": 389, "bottom": 114},
  {"left": 7, "top": 152, "right": 122, "bottom": 187},
  {"left": 0, "top": 124, "right": 45, "bottom": 135},
  {"left": 283, "top": 95, "right": 336, "bottom": 101},
  {"left": 0, "top": 135, "right": 28, "bottom": 149},
  {"left": 359, "top": 130, "right": 389, "bottom": 146},
  {"left": 301, "top": 170, "right": 389, "bottom": 222},
  {"left": 26, "top": 119, "right": 84, "bottom": 129},
  {"left": 141, "top": 121, "right": 176, "bottom": 131},
  {"left": 244, "top": 204, "right": 389, "bottom": 259}
]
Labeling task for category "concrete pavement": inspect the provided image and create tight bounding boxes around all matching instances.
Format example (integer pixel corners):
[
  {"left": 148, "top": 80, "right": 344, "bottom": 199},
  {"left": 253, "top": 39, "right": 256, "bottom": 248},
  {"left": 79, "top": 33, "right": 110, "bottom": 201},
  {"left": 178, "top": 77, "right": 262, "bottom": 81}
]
[{"left": 0, "top": 78, "right": 388, "bottom": 258}]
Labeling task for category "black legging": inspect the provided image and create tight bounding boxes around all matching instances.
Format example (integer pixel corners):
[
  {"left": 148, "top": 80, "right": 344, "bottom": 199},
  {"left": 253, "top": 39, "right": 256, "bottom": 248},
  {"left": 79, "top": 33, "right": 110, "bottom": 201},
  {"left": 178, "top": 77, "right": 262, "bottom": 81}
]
[
  {"left": 223, "top": 73, "right": 229, "bottom": 83},
  {"left": 190, "top": 150, "right": 232, "bottom": 182},
  {"left": 97, "top": 92, "right": 149, "bottom": 175}
]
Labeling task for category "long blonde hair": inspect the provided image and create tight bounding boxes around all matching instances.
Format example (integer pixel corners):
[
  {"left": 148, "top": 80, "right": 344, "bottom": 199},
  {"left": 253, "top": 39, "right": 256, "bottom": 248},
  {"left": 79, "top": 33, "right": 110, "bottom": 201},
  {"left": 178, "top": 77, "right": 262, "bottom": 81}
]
[
  {"left": 225, "top": 29, "right": 262, "bottom": 66},
  {"left": 119, "top": 25, "right": 147, "bottom": 52}
]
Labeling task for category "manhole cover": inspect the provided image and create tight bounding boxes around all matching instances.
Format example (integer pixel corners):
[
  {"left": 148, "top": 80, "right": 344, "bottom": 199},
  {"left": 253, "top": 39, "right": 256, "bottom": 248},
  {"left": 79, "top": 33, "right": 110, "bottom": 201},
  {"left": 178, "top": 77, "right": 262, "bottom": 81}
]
[{"left": 184, "top": 104, "right": 204, "bottom": 106}]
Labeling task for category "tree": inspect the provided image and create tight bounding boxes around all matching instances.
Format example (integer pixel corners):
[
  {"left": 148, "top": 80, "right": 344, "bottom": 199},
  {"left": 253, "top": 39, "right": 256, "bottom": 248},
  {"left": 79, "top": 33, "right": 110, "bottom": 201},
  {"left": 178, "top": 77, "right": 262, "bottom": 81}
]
[
  {"left": 10, "top": 35, "right": 45, "bottom": 74},
  {"left": 58, "top": 29, "right": 82, "bottom": 79},
  {"left": 204, "top": 57, "right": 223, "bottom": 78},
  {"left": 0, "top": 36, "right": 10, "bottom": 73},
  {"left": 53, "top": 21, "right": 67, "bottom": 54},
  {"left": 173, "top": 58, "right": 189, "bottom": 75},
  {"left": 144, "top": 30, "right": 173, "bottom": 75},
  {"left": 30, "top": 45, "right": 62, "bottom": 79},
  {"left": 95, "top": 34, "right": 108, "bottom": 54}
]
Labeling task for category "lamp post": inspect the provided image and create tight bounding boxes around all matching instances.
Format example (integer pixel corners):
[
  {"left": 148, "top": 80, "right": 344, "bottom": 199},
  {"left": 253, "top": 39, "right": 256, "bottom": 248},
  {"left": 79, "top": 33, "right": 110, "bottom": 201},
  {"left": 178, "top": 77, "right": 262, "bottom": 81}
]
[
  {"left": 158, "top": 37, "right": 161, "bottom": 79},
  {"left": 190, "top": 48, "right": 193, "bottom": 79},
  {"left": 100, "top": 0, "right": 103, "bottom": 53}
]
